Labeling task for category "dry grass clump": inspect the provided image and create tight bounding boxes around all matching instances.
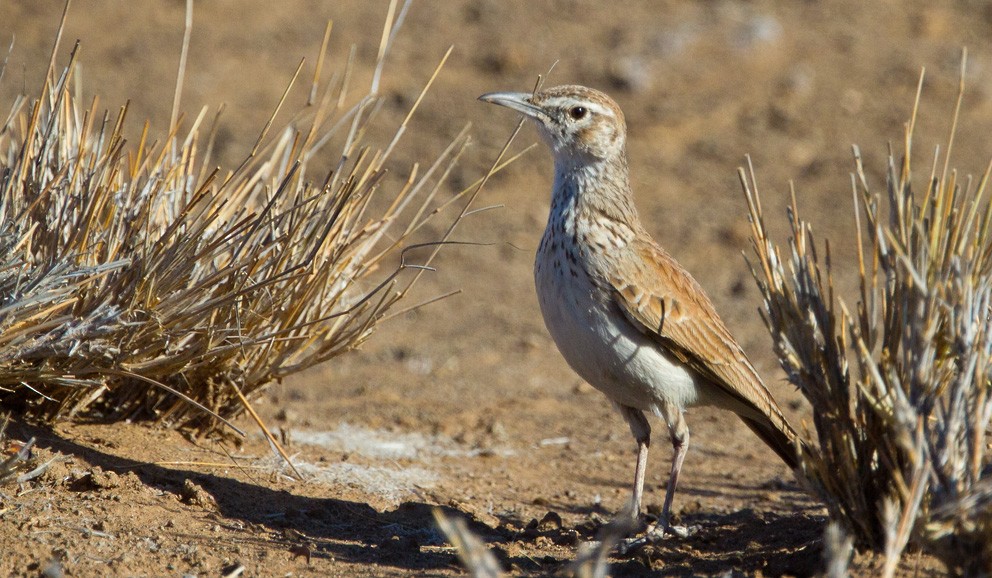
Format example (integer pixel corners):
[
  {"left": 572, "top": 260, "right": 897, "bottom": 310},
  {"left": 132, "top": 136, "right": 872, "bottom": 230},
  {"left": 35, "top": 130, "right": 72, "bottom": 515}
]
[
  {"left": 0, "top": 4, "right": 492, "bottom": 432},
  {"left": 740, "top": 62, "right": 991, "bottom": 576}
]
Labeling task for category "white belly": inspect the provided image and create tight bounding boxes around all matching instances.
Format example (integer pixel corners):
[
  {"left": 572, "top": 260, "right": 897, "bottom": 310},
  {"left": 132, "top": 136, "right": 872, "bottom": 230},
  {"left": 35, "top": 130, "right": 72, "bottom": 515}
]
[{"left": 535, "top": 244, "right": 703, "bottom": 415}]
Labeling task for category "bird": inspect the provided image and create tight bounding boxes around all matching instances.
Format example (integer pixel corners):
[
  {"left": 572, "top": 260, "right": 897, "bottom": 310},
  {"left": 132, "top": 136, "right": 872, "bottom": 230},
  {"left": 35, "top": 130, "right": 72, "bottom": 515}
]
[{"left": 479, "top": 85, "right": 804, "bottom": 541}]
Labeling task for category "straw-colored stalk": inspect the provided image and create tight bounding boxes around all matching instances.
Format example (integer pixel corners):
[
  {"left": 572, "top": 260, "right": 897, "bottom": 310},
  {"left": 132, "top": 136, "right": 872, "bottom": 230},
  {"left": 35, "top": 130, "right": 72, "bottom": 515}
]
[
  {"left": 0, "top": 4, "right": 496, "bottom": 432},
  {"left": 432, "top": 506, "right": 634, "bottom": 578},
  {"left": 739, "top": 58, "right": 992, "bottom": 576}
]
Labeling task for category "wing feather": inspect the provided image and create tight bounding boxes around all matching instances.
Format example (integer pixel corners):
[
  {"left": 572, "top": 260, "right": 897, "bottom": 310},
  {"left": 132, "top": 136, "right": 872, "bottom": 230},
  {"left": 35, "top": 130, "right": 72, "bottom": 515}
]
[{"left": 609, "top": 237, "right": 799, "bottom": 461}]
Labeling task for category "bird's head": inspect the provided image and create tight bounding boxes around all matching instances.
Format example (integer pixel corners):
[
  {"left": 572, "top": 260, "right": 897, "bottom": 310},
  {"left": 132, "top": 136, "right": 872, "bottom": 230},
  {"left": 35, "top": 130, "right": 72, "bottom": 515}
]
[{"left": 480, "top": 85, "right": 627, "bottom": 165}]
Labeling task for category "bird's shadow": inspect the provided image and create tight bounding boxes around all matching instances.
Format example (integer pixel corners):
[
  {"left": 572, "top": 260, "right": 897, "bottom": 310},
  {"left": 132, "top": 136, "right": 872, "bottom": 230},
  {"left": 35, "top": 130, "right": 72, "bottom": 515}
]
[{"left": 606, "top": 508, "right": 828, "bottom": 577}]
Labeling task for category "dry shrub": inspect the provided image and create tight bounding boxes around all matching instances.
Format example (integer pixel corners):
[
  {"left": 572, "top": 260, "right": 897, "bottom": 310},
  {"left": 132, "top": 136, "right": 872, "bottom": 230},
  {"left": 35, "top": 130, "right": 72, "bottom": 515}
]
[
  {"left": 740, "top": 61, "right": 992, "bottom": 576},
  {"left": 0, "top": 4, "right": 493, "bottom": 432}
]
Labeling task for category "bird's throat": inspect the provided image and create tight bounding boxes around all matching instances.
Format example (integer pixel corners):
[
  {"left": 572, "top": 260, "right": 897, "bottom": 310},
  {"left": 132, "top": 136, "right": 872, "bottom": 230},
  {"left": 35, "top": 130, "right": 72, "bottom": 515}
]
[{"left": 549, "top": 156, "right": 638, "bottom": 242}]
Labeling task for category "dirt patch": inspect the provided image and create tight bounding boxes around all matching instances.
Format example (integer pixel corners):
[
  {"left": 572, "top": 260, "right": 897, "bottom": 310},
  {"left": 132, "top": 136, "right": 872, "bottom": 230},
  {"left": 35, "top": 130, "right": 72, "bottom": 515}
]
[{"left": 1, "top": 1, "right": 986, "bottom": 575}]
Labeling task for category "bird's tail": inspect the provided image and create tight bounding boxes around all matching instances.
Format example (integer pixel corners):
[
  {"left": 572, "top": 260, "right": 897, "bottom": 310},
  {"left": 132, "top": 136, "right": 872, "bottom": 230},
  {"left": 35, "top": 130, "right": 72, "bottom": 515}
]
[{"left": 739, "top": 415, "right": 807, "bottom": 470}]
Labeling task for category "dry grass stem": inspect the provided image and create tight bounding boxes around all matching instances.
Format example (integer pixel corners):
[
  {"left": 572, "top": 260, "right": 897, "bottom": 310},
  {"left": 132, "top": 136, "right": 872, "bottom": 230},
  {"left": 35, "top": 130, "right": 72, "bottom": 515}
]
[
  {"left": 0, "top": 413, "right": 63, "bottom": 485},
  {"left": 432, "top": 508, "right": 503, "bottom": 578},
  {"left": 740, "top": 56, "right": 992, "bottom": 576},
  {"left": 563, "top": 511, "right": 637, "bottom": 578}
]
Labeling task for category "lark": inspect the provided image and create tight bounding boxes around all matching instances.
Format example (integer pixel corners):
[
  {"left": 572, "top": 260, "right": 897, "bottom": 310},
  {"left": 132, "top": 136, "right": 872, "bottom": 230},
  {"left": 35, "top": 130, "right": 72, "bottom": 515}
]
[{"left": 480, "top": 85, "right": 803, "bottom": 540}]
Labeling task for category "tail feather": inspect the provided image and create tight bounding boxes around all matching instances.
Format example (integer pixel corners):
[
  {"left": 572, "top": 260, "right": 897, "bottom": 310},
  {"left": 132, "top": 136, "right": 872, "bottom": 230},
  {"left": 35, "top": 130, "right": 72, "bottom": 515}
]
[{"left": 739, "top": 415, "right": 804, "bottom": 470}]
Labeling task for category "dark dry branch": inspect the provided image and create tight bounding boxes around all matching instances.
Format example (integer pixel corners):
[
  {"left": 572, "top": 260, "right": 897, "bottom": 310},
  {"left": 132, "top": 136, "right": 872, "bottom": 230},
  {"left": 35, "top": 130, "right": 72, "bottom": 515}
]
[{"left": 739, "top": 61, "right": 992, "bottom": 576}]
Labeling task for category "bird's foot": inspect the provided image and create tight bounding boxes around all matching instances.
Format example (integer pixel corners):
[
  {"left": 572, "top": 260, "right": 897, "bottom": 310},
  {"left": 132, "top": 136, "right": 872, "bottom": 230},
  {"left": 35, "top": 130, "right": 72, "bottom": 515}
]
[{"left": 617, "top": 521, "right": 700, "bottom": 555}]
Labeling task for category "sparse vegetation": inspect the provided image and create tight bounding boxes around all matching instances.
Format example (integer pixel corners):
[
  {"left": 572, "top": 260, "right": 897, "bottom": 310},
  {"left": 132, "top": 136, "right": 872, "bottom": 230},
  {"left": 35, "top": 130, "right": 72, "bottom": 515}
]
[
  {"left": 740, "top": 61, "right": 992, "bottom": 576},
  {"left": 3, "top": 2, "right": 991, "bottom": 576}
]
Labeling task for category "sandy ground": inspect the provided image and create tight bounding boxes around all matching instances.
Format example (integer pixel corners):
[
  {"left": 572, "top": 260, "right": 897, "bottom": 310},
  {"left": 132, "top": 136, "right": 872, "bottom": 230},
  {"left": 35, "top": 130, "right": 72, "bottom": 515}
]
[{"left": 2, "top": 1, "right": 991, "bottom": 576}]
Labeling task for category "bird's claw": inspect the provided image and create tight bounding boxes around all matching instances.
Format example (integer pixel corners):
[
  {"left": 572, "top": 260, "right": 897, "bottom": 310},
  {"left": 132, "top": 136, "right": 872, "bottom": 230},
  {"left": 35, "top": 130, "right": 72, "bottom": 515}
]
[{"left": 617, "top": 522, "right": 700, "bottom": 555}]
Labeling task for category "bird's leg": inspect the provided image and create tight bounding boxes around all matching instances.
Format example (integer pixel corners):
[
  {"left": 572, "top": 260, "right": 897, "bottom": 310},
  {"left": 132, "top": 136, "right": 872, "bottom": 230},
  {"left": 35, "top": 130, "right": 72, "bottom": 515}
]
[
  {"left": 619, "top": 407, "right": 697, "bottom": 554},
  {"left": 632, "top": 438, "right": 649, "bottom": 519},
  {"left": 615, "top": 406, "right": 653, "bottom": 555},
  {"left": 618, "top": 405, "right": 650, "bottom": 523},
  {"left": 654, "top": 408, "right": 698, "bottom": 539},
  {"left": 660, "top": 422, "right": 688, "bottom": 531}
]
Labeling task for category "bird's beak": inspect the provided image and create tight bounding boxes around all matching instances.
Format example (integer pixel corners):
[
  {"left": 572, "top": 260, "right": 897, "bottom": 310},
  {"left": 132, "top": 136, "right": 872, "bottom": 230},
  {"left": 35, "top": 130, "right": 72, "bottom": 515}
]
[{"left": 478, "top": 91, "right": 547, "bottom": 120}]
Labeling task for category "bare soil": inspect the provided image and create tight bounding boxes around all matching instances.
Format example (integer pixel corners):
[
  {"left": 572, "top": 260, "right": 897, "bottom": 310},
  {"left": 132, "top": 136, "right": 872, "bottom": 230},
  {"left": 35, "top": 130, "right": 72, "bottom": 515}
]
[{"left": 2, "top": 1, "right": 989, "bottom": 576}]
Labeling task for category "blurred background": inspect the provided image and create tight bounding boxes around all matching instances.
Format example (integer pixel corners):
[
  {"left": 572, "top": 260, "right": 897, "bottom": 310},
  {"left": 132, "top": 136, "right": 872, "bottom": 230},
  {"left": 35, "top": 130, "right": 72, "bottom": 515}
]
[{"left": 1, "top": 1, "right": 990, "bottom": 574}]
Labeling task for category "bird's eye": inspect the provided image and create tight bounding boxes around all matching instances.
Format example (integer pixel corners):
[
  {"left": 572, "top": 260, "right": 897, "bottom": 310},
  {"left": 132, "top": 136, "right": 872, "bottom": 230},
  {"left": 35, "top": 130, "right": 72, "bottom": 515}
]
[{"left": 568, "top": 106, "right": 587, "bottom": 120}]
